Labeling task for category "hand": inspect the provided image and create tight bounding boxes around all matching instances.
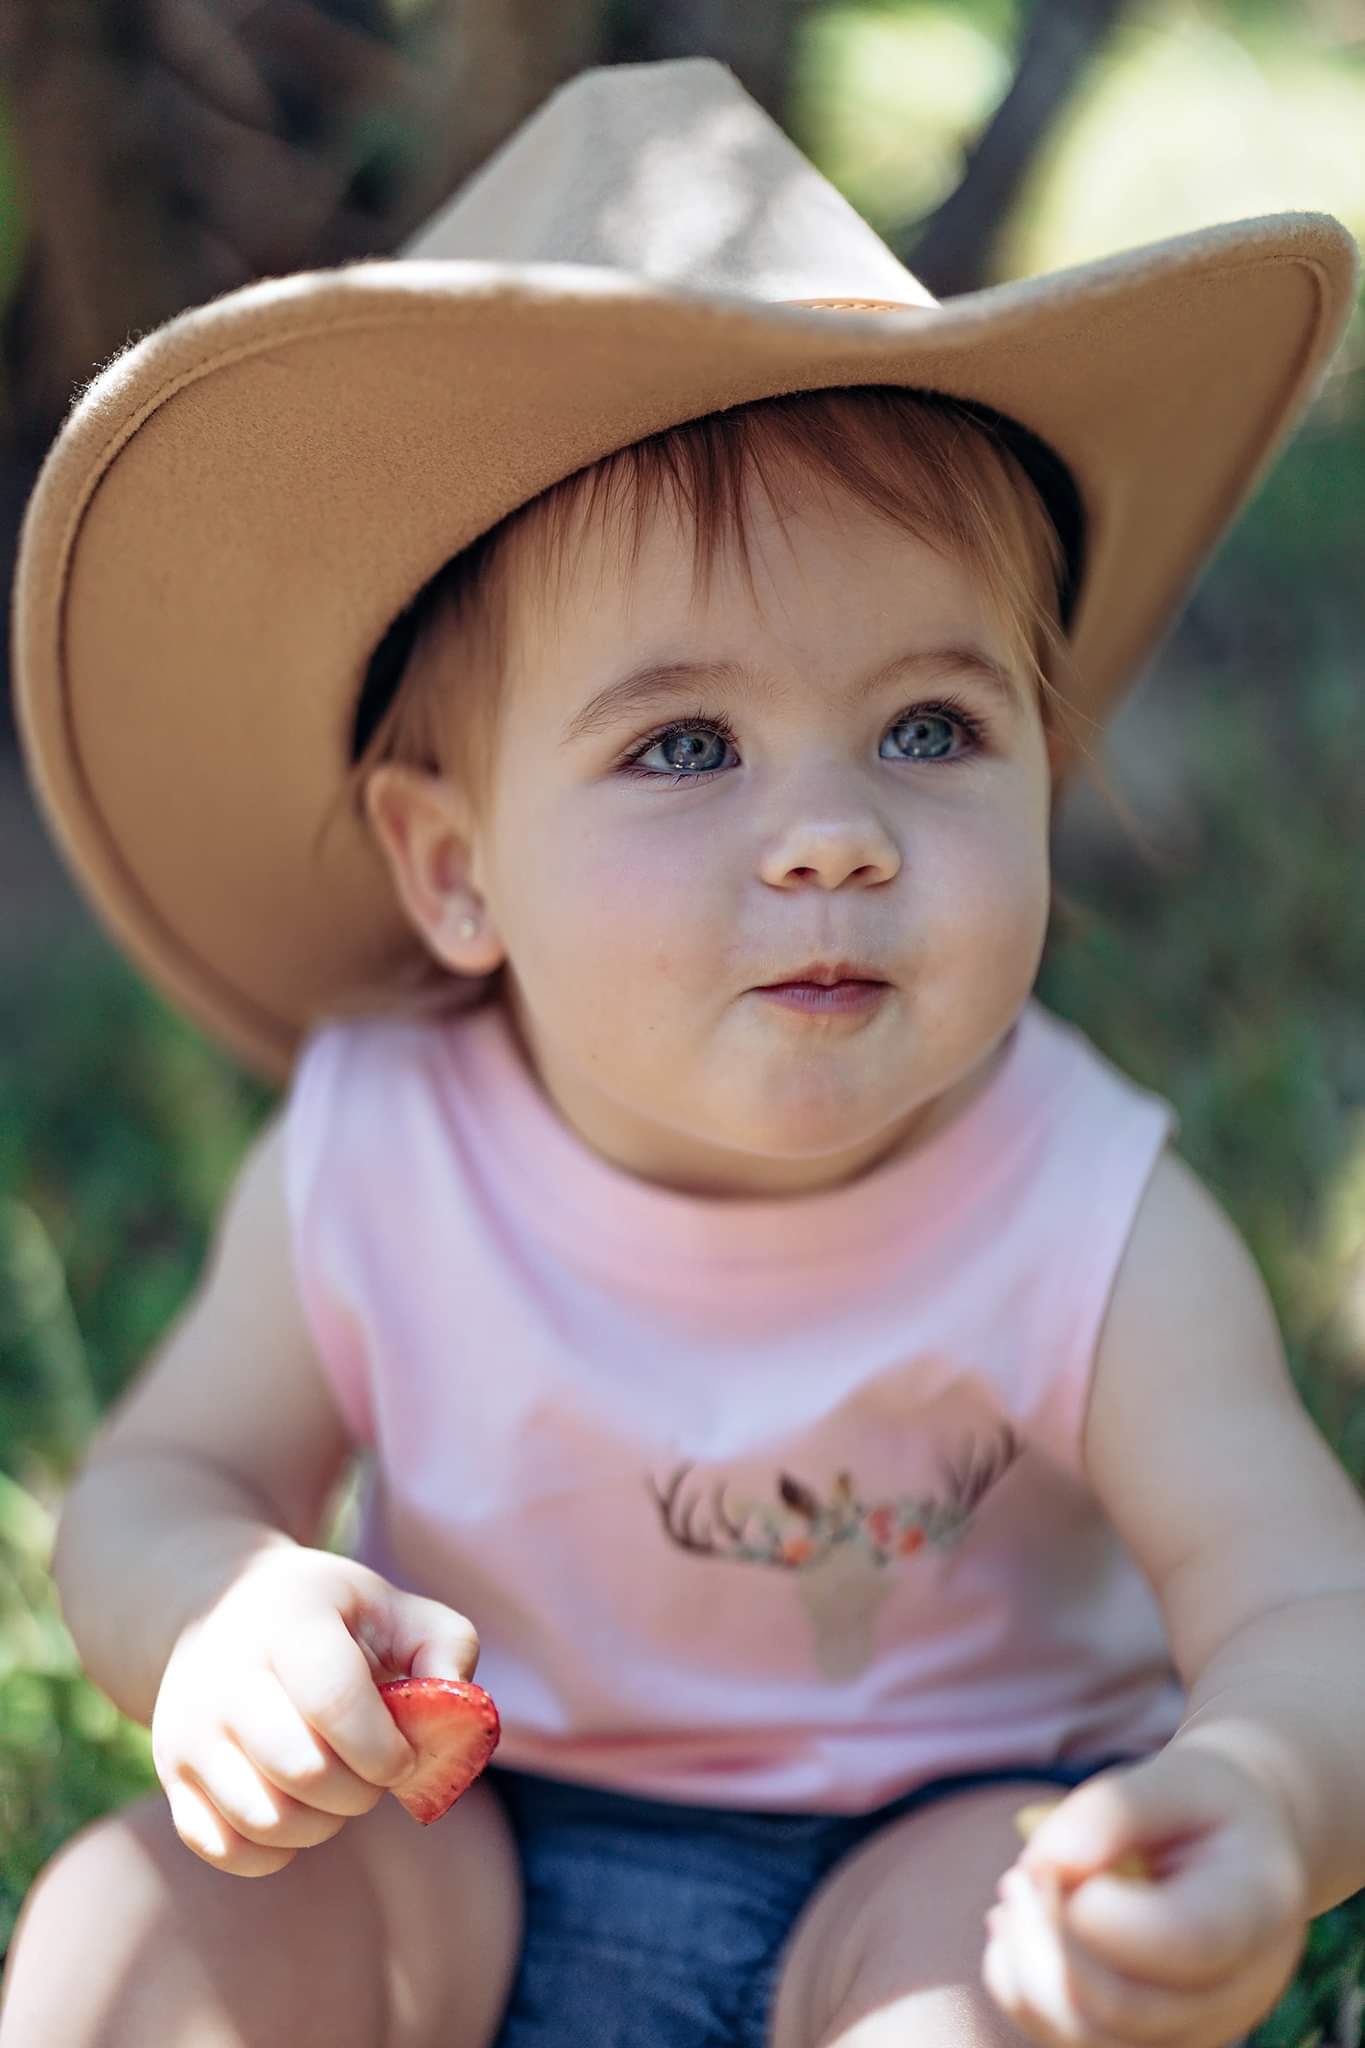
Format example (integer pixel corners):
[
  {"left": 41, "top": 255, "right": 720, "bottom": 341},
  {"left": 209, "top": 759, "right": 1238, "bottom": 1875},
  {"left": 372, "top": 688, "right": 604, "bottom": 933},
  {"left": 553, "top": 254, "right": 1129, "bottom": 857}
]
[
  {"left": 151, "top": 1546, "right": 481, "bottom": 1876},
  {"left": 981, "top": 1745, "right": 1311, "bottom": 2047}
]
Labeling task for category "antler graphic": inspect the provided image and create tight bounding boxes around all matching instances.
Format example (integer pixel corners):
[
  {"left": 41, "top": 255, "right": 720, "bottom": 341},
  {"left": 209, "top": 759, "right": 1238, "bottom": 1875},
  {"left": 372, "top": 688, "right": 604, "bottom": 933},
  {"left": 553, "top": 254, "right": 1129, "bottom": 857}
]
[
  {"left": 649, "top": 1435, "right": 1021, "bottom": 1578},
  {"left": 646, "top": 1464, "right": 755, "bottom": 1557},
  {"left": 646, "top": 1441, "right": 1023, "bottom": 1680},
  {"left": 935, "top": 1424, "right": 1021, "bottom": 1524},
  {"left": 777, "top": 1472, "right": 822, "bottom": 1521}
]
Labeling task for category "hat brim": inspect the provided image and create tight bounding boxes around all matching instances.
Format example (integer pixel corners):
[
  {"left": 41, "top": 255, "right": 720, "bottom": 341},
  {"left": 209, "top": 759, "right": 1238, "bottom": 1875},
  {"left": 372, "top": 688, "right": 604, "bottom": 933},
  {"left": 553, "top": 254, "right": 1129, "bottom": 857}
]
[{"left": 12, "top": 213, "right": 1358, "bottom": 1083}]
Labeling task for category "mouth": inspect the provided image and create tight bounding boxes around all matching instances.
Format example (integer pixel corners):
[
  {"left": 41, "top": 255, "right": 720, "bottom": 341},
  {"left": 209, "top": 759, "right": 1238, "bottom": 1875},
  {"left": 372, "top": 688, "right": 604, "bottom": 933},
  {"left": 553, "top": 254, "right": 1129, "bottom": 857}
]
[
  {"left": 753, "top": 960, "right": 890, "bottom": 991},
  {"left": 749, "top": 961, "right": 893, "bottom": 1015}
]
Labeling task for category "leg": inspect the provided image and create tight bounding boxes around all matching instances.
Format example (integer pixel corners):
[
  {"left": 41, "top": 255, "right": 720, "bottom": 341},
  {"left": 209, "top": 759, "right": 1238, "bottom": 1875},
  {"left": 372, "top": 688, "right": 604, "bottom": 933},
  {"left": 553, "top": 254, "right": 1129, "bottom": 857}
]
[
  {"left": 767, "top": 1776, "right": 1058, "bottom": 2048},
  {"left": 0, "top": 1772, "right": 523, "bottom": 2048}
]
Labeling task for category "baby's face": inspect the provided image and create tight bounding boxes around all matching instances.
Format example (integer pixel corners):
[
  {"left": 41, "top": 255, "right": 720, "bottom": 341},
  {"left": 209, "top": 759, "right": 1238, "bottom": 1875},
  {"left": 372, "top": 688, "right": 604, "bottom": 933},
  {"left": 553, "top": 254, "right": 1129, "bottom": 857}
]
[{"left": 465, "top": 470, "right": 1055, "bottom": 1198}]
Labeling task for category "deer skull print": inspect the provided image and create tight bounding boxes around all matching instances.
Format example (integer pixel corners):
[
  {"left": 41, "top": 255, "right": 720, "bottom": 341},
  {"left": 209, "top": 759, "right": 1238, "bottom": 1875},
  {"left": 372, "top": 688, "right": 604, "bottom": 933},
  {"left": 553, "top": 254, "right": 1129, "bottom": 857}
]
[{"left": 647, "top": 1425, "right": 1022, "bottom": 1682}]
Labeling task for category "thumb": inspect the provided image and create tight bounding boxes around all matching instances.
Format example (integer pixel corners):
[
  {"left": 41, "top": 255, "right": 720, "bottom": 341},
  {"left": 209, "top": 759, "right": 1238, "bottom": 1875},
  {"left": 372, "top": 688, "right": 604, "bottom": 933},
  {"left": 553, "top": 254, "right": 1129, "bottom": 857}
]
[
  {"left": 1017, "top": 1761, "right": 1190, "bottom": 1887},
  {"left": 350, "top": 1576, "right": 482, "bottom": 1685}
]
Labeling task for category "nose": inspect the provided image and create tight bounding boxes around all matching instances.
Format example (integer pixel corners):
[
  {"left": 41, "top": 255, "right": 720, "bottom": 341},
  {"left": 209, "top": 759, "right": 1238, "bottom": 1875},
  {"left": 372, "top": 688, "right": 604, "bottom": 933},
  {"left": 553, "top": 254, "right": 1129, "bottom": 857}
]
[{"left": 758, "top": 802, "right": 901, "bottom": 892}]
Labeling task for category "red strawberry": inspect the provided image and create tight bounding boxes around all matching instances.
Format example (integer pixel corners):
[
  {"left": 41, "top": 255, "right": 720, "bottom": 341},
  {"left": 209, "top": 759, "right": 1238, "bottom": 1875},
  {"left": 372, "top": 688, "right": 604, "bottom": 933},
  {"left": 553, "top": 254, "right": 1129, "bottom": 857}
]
[{"left": 378, "top": 1677, "right": 501, "bottom": 1824}]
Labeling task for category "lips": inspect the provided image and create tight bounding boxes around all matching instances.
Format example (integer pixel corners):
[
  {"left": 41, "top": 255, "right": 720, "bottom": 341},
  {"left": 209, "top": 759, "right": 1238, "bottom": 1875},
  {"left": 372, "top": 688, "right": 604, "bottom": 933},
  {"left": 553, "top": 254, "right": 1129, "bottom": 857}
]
[{"left": 757, "top": 960, "right": 887, "bottom": 989}]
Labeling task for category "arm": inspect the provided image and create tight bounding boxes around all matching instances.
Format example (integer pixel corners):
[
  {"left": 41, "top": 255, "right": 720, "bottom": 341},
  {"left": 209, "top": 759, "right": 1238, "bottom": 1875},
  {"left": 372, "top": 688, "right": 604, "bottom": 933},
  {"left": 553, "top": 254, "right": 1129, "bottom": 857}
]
[
  {"left": 54, "top": 1450, "right": 300, "bottom": 1729},
  {"left": 1082, "top": 1146, "right": 1365, "bottom": 1920},
  {"left": 52, "top": 1108, "right": 357, "bottom": 1728},
  {"left": 1167, "top": 1588, "right": 1365, "bottom": 1920}
]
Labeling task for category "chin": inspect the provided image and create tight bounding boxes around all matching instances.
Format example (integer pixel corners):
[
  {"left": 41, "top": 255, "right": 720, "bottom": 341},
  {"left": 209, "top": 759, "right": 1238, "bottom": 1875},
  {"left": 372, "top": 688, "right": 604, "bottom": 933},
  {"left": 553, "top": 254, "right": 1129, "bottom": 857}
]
[{"left": 726, "top": 1094, "right": 892, "bottom": 1162}]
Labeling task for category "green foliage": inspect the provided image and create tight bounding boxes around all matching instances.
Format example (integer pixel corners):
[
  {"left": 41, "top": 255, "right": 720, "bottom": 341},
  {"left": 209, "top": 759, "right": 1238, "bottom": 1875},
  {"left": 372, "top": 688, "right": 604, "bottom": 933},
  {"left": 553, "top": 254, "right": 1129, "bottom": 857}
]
[
  {"left": 0, "top": 1468, "right": 156, "bottom": 1958},
  {"left": 1255, "top": 1902, "right": 1365, "bottom": 2048},
  {"left": 0, "top": 941, "right": 273, "bottom": 1455},
  {"left": 0, "top": 952, "right": 272, "bottom": 1956}
]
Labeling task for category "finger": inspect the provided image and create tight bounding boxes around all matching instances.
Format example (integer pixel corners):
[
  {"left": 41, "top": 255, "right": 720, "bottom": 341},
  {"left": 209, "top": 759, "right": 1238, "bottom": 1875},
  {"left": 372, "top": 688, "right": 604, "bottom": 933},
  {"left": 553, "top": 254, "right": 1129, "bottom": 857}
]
[
  {"left": 338, "top": 1568, "right": 481, "bottom": 1686},
  {"left": 983, "top": 1917, "right": 1062, "bottom": 2048},
  {"left": 1047, "top": 1897, "right": 1215, "bottom": 2042},
  {"left": 981, "top": 1929, "right": 1027, "bottom": 2028},
  {"left": 1060, "top": 1940, "right": 1244, "bottom": 2048},
  {"left": 163, "top": 1776, "right": 298, "bottom": 1878},
  {"left": 1059, "top": 1828, "right": 1281, "bottom": 1990},
  {"left": 1064, "top": 1913, "right": 1306, "bottom": 2048},
  {"left": 229, "top": 1665, "right": 385, "bottom": 1818},
  {"left": 269, "top": 1618, "right": 418, "bottom": 1790},
  {"left": 182, "top": 1737, "right": 350, "bottom": 1853},
  {"left": 995, "top": 1868, "right": 1139, "bottom": 2048},
  {"left": 1015, "top": 1759, "right": 1207, "bottom": 1889}
]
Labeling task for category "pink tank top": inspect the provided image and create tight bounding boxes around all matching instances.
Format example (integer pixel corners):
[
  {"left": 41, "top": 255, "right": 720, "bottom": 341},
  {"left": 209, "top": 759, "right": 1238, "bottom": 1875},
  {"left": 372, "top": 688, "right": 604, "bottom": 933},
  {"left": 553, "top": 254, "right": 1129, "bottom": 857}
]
[{"left": 282, "top": 994, "right": 1186, "bottom": 1813}]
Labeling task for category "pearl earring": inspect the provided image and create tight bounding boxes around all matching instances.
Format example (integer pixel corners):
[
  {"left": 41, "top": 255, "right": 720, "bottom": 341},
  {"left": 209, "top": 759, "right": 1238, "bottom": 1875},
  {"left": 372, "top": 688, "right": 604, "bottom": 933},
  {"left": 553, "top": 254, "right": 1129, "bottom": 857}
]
[{"left": 456, "top": 913, "right": 479, "bottom": 940}]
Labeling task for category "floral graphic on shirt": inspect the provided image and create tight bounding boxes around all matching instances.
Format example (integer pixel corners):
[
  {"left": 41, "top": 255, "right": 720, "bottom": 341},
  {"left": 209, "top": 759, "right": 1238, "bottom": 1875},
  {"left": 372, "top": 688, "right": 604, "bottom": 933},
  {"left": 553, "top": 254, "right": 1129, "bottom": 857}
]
[{"left": 647, "top": 1424, "right": 1021, "bottom": 1683}]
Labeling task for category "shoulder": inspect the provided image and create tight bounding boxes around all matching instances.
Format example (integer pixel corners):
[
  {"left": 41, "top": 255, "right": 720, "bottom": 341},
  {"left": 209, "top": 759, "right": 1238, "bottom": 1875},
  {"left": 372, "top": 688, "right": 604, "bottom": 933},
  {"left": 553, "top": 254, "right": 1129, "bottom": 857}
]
[
  {"left": 1084, "top": 1141, "right": 1273, "bottom": 1502},
  {"left": 1025, "top": 1002, "right": 1185, "bottom": 1280},
  {"left": 1089, "top": 1139, "right": 1268, "bottom": 1405},
  {"left": 1100, "top": 1137, "right": 1239, "bottom": 1277},
  {"left": 282, "top": 1005, "right": 469, "bottom": 1200}
]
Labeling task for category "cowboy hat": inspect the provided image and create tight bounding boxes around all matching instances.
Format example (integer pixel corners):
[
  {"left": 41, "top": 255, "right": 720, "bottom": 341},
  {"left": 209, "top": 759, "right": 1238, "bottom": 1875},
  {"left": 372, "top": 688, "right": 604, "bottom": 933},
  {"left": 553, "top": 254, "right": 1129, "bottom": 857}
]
[{"left": 10, "top": 57, "right": 1359, "bottom": 1083}]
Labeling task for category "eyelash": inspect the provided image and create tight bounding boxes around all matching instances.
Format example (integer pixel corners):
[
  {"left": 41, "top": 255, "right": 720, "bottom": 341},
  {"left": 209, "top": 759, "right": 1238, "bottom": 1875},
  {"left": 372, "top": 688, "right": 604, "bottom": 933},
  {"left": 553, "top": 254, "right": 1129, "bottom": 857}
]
[{"left": 615, "top": 694, "right": 992, "bottom": 785}]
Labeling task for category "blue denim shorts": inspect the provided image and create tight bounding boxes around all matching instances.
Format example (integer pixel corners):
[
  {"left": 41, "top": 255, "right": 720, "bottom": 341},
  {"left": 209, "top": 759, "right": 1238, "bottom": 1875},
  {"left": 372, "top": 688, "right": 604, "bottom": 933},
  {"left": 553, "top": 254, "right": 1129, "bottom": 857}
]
[{"left": 484, "top": 1751, "right": 1146, "bottom": 2048}]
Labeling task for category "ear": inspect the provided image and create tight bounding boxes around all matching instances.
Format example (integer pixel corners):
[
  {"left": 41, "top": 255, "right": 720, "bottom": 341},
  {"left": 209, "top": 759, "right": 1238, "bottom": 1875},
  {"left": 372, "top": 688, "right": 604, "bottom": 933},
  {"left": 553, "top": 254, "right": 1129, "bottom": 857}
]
[{"left": 363, "top": 762, "right": 504, "bottom": 976}]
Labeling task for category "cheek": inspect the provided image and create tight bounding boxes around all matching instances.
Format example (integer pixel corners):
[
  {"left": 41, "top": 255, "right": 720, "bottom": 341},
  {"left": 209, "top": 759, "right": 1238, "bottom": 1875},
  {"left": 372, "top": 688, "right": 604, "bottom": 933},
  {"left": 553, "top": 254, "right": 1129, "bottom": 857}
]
[
  {"left": 923, "top": 804, "right": 1051, "bottom": 973},
  {"left": 503, "top": 802, "right": 721, "bottom": 991}
]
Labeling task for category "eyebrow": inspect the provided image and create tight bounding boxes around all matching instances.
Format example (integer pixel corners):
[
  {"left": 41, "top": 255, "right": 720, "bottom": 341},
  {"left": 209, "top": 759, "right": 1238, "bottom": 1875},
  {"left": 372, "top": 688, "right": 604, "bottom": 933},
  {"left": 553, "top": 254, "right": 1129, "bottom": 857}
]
[{"left": 560, "top": 645, "right": 1024, "bottom": 745}]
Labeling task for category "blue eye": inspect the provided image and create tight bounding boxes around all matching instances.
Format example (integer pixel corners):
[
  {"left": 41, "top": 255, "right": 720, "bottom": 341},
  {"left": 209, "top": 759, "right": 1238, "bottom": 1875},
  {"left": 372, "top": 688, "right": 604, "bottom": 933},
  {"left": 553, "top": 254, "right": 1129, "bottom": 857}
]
[
  {"left": 617, "top": 697, "right": 989, "bottom": 784},
  {"left": 626, "top": 720, "right": 740, "bottom": 782},
  {"left": 642, "top": 724, "right": 734, "bottom": 776},
  {"left": 884, "top": 708, "right": 977, "bottom": 763}
]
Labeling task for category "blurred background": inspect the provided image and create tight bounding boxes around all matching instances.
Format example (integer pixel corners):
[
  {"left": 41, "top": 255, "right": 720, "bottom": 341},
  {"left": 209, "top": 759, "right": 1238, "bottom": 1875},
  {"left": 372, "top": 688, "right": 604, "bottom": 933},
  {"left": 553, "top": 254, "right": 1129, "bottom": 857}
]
[{"left": 2, "top": 0, "right": 1364, "bottom": 2034}]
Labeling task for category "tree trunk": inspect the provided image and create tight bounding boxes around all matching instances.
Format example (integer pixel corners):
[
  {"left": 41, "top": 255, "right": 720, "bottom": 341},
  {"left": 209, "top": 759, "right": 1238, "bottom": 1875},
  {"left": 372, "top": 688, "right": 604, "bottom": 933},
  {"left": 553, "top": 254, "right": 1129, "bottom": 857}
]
[
  {"left": 0, "top": 0, "right": 609, "bottom": 738},
  {"left": 0, "top": 0, "right": 606, "bottom": 465},
  {"left": 897, "top": 0, "right": 1130, "bottom": 297},
  {"left": 604, "top": 0, "right": 813, "bottom": 126}
]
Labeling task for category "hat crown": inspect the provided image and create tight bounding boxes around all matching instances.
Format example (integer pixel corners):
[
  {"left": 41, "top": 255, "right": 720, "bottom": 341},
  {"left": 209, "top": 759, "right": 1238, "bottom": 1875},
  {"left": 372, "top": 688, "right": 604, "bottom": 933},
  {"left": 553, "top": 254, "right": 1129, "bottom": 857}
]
[{"left": 400, "top": 56, "right": 939, "bottom": 311}]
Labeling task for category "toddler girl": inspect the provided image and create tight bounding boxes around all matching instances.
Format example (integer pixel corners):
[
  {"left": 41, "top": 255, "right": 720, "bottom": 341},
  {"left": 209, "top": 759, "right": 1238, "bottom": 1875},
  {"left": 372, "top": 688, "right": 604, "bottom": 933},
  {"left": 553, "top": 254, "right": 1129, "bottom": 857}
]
[{"left": 5, "top": 55, "right": 1365, "bottom": 2048}]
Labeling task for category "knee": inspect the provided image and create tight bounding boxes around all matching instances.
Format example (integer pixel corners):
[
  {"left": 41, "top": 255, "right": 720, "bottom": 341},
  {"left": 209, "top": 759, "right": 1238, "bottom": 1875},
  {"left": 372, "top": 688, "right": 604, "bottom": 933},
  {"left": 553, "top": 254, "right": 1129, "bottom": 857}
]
[
  {"left": 14, "top": 1791, "right": 172, "bottom": 1935},
  {"left": 768, "top": 1779, "right": 1047, "bottom": 2048},
  {"left": 0, "top": 1795, "right": 172, "bottom": 2044},
  {"left": 1, "top": 1788, "right": 392, "bottom": 2048}
]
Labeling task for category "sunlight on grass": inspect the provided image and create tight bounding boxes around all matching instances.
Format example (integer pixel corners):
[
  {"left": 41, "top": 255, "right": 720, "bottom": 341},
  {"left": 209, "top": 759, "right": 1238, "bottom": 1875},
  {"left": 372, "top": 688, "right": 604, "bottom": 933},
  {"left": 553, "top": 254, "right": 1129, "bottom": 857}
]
[{"left": 1316, "top": 1115, "right": 1365, "bottom": 1380}]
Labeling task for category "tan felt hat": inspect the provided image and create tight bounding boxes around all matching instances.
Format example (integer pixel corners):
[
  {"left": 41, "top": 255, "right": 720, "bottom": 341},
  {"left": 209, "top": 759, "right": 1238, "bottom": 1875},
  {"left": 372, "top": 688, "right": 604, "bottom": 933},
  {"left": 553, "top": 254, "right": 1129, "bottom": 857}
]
[{"left": 10, "top": 57, "right": 1360, "bottom": 1084}]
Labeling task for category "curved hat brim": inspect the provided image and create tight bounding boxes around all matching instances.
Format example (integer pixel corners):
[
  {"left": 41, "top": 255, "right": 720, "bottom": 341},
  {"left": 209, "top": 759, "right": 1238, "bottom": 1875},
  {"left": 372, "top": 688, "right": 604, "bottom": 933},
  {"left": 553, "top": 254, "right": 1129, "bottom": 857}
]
[{"left": 12, "top": 213, "right": 1359, "bottom": 1082}]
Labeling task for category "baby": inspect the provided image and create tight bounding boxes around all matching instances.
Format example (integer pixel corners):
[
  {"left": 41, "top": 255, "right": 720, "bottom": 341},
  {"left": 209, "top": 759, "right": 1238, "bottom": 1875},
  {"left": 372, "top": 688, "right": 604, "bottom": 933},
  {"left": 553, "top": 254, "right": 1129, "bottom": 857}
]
[{"left": 4, "top": 56, "right": 1365, "bottom": 2048}]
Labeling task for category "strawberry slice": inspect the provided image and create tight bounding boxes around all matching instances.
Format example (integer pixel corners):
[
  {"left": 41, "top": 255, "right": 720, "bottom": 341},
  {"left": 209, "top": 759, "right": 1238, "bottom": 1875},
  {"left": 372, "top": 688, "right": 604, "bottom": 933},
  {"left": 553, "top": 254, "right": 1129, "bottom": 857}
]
[{"left": 378, "top": 1677, "right": 501, "bottom": 1824}]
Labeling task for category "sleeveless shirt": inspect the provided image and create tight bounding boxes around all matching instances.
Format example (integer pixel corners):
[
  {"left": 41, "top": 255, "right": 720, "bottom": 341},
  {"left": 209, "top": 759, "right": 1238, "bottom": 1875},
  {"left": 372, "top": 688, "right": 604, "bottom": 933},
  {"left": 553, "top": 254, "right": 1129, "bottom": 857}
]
[{"left": 281, "top": 993, "right": 1186, "bottom": 1813}]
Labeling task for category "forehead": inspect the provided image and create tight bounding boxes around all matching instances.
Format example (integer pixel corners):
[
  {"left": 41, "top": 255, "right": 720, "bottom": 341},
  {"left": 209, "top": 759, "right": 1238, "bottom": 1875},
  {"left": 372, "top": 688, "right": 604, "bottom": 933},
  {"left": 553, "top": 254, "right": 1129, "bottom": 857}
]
[{"left": 506, "top": 465, "right": 1003, "bottom": 694}]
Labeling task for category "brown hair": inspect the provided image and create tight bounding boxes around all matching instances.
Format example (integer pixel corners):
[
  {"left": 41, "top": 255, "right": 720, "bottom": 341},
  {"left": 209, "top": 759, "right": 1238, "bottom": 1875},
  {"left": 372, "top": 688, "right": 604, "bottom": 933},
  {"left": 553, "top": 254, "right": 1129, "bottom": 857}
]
[{"left": 329, "top": 383, "right": 1109, "bottom": 1020}]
